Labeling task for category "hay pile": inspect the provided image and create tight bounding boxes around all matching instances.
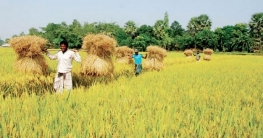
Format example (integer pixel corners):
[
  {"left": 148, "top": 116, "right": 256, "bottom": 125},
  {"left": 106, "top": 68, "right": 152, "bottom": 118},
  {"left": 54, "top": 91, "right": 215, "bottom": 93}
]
[
  {"left": 115, "top": 46, "right": 134, "bottom": 64},
  {"left": 9, "top": 35, "right": 47, "bottom": 57},
  {"left": 9, "top": 35, "right": 48, "bottom": 74},
  {"left": 203, "top": 48, "right": 214, "bottom": 61},
  {"left": 80, "top": 34, "right": 117, "bottom": 76},
  {"left": 144, "top": 46, "right": 167, "bottom": 71},
  {"left": 80, "top": 55, "right": 114, "bottom": 76},
  {"left": 203, "top": 48, "right": 213, "bottom": 55},
  {"left": 184, "top": 49, "right": 193, "bottom": 57}
]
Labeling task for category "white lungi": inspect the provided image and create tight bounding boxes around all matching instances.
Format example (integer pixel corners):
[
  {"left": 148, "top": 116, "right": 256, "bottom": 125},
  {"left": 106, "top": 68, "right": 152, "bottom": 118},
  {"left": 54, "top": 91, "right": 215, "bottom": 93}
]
[
  {"left": 47, "top": 50, "right": 81, "bottom": 93},
  {"left": 54, "top": 72, "right": 72, "bottom": 93}
]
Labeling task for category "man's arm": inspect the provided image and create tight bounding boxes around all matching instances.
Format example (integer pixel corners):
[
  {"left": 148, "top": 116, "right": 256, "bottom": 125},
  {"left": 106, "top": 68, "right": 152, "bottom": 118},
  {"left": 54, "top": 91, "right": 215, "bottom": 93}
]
[
  {"left": 71, "top": 49, "right": 81, "bottom": 63},
  {"left": 43, "top": 48, "right": 58, "bottom": 60}
]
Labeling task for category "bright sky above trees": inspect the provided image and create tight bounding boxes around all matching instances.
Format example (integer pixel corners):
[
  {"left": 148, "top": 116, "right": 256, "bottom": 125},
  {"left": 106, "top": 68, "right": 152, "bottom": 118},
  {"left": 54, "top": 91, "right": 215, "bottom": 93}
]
[{"left": 0, "top": 0, "right": 262, "bottom": 40}]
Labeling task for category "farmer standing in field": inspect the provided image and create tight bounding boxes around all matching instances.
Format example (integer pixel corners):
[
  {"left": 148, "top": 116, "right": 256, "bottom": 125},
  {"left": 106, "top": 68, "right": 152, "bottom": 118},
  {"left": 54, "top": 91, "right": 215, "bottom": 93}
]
[
  {"left": 43, "top": 40, "right": 81, "bottom": 93},
  {"left": 130, "top": 49, "right": 147, "bottom": 76},
  {"left": 194, "top": 50, "right": 201, "bottom": 61}
]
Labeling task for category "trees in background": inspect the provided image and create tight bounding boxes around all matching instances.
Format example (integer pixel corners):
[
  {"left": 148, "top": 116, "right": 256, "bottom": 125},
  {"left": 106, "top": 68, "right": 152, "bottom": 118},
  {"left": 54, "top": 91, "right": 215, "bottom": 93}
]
[
  {"left": 7, "top": 12, "right": 263, "bottom": 52},
  {"left": 0, "top": 38, "right": 4, "bottom": 46},
  {"left": 187, "top": 14, "right": 212, "bottom": 50},
  {"left": 249, "top": 13, "right": 263, "bottom": 52}
]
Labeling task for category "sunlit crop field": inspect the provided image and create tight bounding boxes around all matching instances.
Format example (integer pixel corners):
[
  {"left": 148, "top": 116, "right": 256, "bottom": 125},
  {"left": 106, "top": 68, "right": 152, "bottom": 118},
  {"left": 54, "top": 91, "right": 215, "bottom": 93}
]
[{"left": 0, "top": 48, "right": 262, "bottom": 137}]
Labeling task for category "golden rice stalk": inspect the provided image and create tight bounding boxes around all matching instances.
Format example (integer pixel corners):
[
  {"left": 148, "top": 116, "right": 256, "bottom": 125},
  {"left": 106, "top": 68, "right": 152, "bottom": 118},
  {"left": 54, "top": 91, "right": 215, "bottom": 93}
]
[
  {"left": 9, "top": 35, "right": 47, "bottom": 57},
  {"left": 146, "top": 46, "right": 167, "bottom": 62},
  {"left": 203, "top": 48, "right": 214, "bottom": 55},
  {"left": 203, "top": 54, "right": 211, "bottom": 61},
  {"left": 115, "top": 46, "right": 134, "bottom": 58},
  {"left": 80, "top": 54, "right": 114, "bottom": 76},
  {"left": 144, "top": 58, "right": 164, "bottom": 71},
  {"left": 184, "top": 49, "right": 193, "bottom": 57},
  {"left": 14, "top": 55, "right": 48, "bottom": 75},
  {"left": 82, "top": 34, "right": 117, "bottom": 57}
]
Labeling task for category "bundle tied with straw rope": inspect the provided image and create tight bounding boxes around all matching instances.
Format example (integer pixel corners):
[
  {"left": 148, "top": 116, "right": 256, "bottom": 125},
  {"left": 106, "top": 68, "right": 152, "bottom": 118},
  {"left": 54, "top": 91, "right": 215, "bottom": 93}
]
[
  {"left": 9, "top": 35, "right": 48, "bottom": 74},
  {"left": 144, "top": 46, "right": 167, "bottom": 71},
  {"left": 184, "top": 49, "right": 193, "bottom": 57},
  {"left": 115, "top": 46, "right": 134, "bottom": 64},
  {"left": 203, "top": 48, "right": 214, "bottom": 61},
  {"left": 80, "top": 34, "right": 117, "bottom": 76}
]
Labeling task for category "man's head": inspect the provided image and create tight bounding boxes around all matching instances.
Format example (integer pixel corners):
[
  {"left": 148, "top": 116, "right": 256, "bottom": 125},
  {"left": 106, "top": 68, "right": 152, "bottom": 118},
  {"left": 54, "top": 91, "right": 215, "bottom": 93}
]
[
  {"left": 134, "top": 49, "right": 138, "bottom": 55},
  {"left": 197, "top": 50, "right": 199, "bottom": 54},
  {"left": 60, "top": 40, "right": 68, "bottom": 52}
]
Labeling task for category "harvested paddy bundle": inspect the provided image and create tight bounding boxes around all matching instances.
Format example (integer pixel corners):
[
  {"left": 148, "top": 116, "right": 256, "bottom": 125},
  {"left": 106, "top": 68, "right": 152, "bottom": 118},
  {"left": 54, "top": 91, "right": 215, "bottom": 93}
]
[
  {"left": 144, "top": 46, "right": 167, "bottom": 71},
  {"left": 115, "top": 46, "right": 134, "bottom": 64},
  {"left": 203, "top": 48, "right": 213, "bottom": 61},
  {"left": 184, "top": 49, "right": 193, "bottom": 57},
  {"left": 144, "top": 58, "right": 164, "bottom": 71},
  {"left": 82, "top": 34, "right": 116, "bottom": 57},
  {"left": 9, "top": 35, "right": 47, "bottom": 57},
  {"left": 81, "top": 34, "right": 117, "bottom": 76},
  {"left": 203, "top": 48, "right": 214, "bottom": 55},
  {"left": 9, "top": 35, "right": 48, "bottom": 74},
  {"left": 203, "top": 54, "right": 211, "bottom": 61},
  {"left": 14, "top": 55, "right": 48, "bottom": 74},
  {"left": 116, "top": 58, "right": 133, "bottom": 64},
  {"left": 80, "top": 55, "right": 114, "bottom": 76}
]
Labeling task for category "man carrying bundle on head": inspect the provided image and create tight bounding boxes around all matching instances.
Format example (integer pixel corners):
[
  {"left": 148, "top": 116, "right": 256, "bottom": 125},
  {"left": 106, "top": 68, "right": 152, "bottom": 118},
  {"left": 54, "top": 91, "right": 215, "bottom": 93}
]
[
  {"left": 43, "top": 40, "right": 81, "bottom": 93},
  {"left": 130, "top": 49, "right": 147, "bottom": 76}
]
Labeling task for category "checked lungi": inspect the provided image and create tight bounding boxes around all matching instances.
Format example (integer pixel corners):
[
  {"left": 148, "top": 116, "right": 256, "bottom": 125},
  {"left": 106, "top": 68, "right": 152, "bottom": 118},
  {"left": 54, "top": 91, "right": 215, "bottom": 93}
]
[{"left": 54, "top": 72, "right": 72, "bottom": 93}]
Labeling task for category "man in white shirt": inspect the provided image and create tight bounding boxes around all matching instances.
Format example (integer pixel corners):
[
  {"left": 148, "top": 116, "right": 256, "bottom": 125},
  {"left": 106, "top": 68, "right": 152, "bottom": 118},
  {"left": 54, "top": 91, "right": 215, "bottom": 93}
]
[{"left": 44, "top": 40, "right": 81, "bottom": 93}]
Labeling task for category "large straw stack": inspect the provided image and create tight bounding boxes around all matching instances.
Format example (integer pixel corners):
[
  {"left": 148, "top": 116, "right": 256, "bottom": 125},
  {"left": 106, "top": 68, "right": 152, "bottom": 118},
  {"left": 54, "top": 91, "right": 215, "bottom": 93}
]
[
  {"left": 203, "top": 48, "right": 214, "bottom": 61},
  {"left": 144, "top": 46, "right": 167, "bottom": 71},
  {"left": 115, "top": 46, "right": 134, "bottom": 64},
  {"left": 80, "top": 34, "right": 117, "bottom": 76},
  {"left": 9, "top": 35, "right": 48, "bottom": 74},
  {"left": 184, "top": 49, "right": 193, "bottom": 57}
]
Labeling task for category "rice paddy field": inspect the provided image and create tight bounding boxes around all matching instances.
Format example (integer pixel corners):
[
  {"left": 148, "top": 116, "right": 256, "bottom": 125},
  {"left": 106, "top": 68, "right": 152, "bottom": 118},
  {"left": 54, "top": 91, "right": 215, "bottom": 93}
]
[{"left": 0, "top": 47, "right": 262, "bottom": 137}]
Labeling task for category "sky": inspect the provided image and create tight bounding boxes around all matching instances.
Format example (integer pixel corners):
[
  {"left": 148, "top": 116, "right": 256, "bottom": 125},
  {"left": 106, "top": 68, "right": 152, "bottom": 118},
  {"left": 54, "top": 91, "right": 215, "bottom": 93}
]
[{"left": 0, "top": 0, "right": 262, "bottom": 40}]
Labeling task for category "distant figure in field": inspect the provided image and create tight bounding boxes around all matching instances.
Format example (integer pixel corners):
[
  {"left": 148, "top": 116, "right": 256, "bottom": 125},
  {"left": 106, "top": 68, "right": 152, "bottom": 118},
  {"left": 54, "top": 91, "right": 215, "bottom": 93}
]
[
  {"left": 43, "top": 40, "right": 81, "bottom": 93},
  {"left": 130, "top": 49, "right": 147, "bottom": 76},
  {"left": 194, "top": 51, "right": 201, "bottom": 61}
]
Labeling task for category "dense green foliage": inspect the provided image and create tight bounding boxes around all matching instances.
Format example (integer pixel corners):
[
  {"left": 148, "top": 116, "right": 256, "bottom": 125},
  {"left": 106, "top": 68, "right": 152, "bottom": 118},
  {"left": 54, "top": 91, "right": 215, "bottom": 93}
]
[{"left": 3, "top": 12, "right": 263, "bottom": 52}]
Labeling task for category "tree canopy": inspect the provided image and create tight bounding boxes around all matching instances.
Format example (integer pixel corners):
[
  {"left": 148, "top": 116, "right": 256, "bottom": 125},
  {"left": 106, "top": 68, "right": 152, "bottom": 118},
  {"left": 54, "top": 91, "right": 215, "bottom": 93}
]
[{"left": 8, "top": 12, "right": 263, "bottom": 52}]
